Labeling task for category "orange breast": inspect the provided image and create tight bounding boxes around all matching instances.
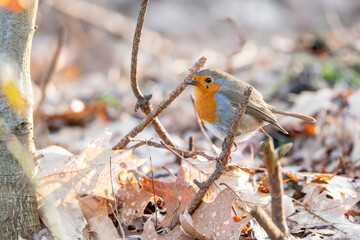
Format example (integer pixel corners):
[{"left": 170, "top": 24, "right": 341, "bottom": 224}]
[{"left": 194, "top": 87, "right": 219, "bottom": 124}]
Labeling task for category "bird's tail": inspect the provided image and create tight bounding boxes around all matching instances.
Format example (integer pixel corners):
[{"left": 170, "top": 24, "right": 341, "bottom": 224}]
[{"left": 269, "top": 106, "right": 316, "bottom": 122}]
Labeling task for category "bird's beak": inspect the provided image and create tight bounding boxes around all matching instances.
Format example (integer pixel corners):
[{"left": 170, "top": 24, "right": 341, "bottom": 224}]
[{"left": 185, "top": 80, "right": 200, "bottom": 86}]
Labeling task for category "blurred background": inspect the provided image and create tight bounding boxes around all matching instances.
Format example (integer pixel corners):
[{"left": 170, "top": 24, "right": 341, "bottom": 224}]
[{"left": 32, "top": 0, "right": 360, "bottom": 173}]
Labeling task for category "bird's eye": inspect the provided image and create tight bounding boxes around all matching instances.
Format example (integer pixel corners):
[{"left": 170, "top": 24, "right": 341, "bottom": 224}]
[{"left": 205, "top": 78, "right": 212, "bottom": 83}]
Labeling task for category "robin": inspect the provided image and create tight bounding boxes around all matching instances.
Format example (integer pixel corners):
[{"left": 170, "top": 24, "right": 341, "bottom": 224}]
[{"left": 185, "top": 69, "right": 316, "bottom": 141}]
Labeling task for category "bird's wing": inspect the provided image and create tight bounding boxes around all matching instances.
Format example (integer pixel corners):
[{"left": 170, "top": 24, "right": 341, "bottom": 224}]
[{"left": 221, "top": 88, "right": 288, "bottom": 134}]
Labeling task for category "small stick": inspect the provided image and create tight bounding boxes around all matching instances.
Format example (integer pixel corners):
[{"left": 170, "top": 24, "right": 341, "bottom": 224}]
[
  {"left": 261, "top": 139, "right": 292, "bottom": 236},
  {"left": 112, "top": 57, "right": 207, "bottom": 150},
  {"left": 251, "top": 205, "right": 286, "bottom": 240},
  {"left": 162, "top": 166, "right": 177, "bottom": 180},
  {"left": 188, "top": 136, "right": 194, "bottom": 151},
  {"left": 130, "top": 0, "right": 175, "bottom": 147},
  {"left": 219, "top": 182, "right": 249, "bottom": 212},
  {"left": 38, "top": 27, "right": 66, "bottom": 107},
  {"left": 187, "top": 86, "right": 253, "bottom": 215},
  {"left": 129, "top": 138, "right": 215, "bottom": 161}
]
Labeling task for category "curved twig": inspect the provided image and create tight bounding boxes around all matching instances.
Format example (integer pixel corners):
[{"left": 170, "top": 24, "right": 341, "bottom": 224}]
[{"left": 130, "top": 0, "right": 175, "bottom": 147}]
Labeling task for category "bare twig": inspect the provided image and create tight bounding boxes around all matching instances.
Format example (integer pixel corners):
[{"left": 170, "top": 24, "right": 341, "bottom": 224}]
[
  {"left": 188, "top": 136, "right": 194, "bottom": 151},
  {"left": 162, "top": 166, "right": 177, "bottom": 180},
  {"left": 129, "top": 138, "right": 215, "bottom": 161},
  {"left": 186, "top": 86, "right": 253, "bottom": 215},
  {"left": 261, "top": 139, "right": 292, "bottom": 236},
  {"left": 129, "top": 0, "right": 175, "bottom": 147},
  {"left": 111, "top": 210, "right": 126, "bottom": 240},
  {"left": 112, "top": 57, "right": 207, "bottom": 150},
  {"left": 38, "top": 27, "right": 66, "bottom": 107},
  {"left": 219, "top": 182, "right": 249, "bottom": 212},
  {"left": 251, "top": 205, "right": 286, "bottom": 240}
]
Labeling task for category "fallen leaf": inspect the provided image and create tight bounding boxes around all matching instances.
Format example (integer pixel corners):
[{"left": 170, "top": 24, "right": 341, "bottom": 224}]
[
  {"left": 311, "top": 173, "right": 336, "bottom": 184},
  {"left": 79, "top": 195, "right": 115, "bottom": 220},
  {"left": 345, "top": 209, "right": 360, "bottom": 218},
  {"left": 117, "top": 177, "right": 153, "bottom": 225},
  {"left": 36, "top": 131, "right": 146, "bottom": 239},
  {"left": 285, "top": 172, "right": 299, "bottom": 181},
  {"left": 88, "top": 215, "right": 121, "bottom": 240},
  {"left": 289, "top": 183, "right": 360, "bottom": 236},
  {"left": 180, "top": 188, "right": 252, "bottom": 240},
  {"left": 182, "top": 159, "right": 253, "bottom": 203},
  {"left": 141, "top": 218, "right": 193, "bottom": 240},
  {"left": 303, "top": 122, "right": 319, "bottom": 136},
  {"left": 257, "top": 174, "right": 270, "bottom": 193},
  {"left": 139, "top": 164, "right": 196, "bottom": 228}
]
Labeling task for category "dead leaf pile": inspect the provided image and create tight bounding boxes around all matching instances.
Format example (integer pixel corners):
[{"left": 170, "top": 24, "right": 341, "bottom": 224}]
[{"left": 35, "top": 130, "right": 360, "bottom": 239}]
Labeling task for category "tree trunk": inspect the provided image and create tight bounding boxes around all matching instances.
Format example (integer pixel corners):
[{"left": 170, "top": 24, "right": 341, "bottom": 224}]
[{"left": 0, "top": 1, "right": 40, "bottom": 239}]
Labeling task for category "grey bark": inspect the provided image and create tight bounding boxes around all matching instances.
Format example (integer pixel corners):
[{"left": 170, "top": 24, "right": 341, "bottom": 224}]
[{"left": 0, "top": 1, "right": 41, "bottom": 239}]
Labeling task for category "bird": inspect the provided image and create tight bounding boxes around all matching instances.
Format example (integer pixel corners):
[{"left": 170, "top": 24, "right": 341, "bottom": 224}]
[{"left": 185, "top": 69, "right": 316, "bottom": 141}]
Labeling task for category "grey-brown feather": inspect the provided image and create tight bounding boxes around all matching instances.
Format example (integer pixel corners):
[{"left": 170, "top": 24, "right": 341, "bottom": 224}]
[{"left": 195, "top": 69, "right": 315, "bottom": 138}]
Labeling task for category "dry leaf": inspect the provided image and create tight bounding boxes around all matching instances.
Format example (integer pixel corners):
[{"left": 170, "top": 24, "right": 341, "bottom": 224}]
[
  {"left": 285, "top": 172, "right": 299, "bottom": 182},
  {"left": 116, "top": 177, "right": 153, "bottom": 225},
  {"left": 88, "top": 215, "right": 121, "bottom": 240},
  {"left": 345, "top": 209, "right": 360, "bottom": 218},
  {"left": 36, "top": 131, "right": 146, "bottom": 239},
  {"left": 311, "top": 174, "right": 336, "bottom": 184},
  {"left": 289, "top": 182, "right": 360, "bottom": 237},
  {"left": 181, "top": 188, "right": 252, "bottom": 240},
  {"left": 141, "top": 218, "right": 193, "bottom": 240},
  {"left": 257, "top": 174, "right": 270, "bottom": 193},
  {"left": 79, "top": 195, "right": 115, "bottom": 220},
  {"left": 182, "top": 159, "right": 253, "bottom": 203},
  {"left": 139, "top": 165, "right": 196, "bottom": 228}
]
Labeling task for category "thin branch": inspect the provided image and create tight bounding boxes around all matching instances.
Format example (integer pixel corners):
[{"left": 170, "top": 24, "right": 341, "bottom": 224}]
[
  {"left": 188, "top": 136, "right": 194, "bottom": 151},
  {"left": 162, "top": 166, "right": 177, "bottom": 180},
  {"left": 219, "top": 182, "right": 249, "bottom": 212},
  {"left": 187, "top": 86, "right": 253, "bottom": 215},
  {"left": 38, "top": 27, "right": 66, "bottom": 107},
  {"left": 129, "top": 138, "right": 215, "bottom": 161},
  {"left": 261, "top": 139, "right": 291, "bottom": 236},
  {"left": 129, "top": 0, "right": 175, "bottom": 147},
  {"left": 131, "top": 0, "right": 148, "bottom": 100},
  {"left": 112, "top": 57, "right": 207, "bottom": 150},
  {"left": 251, "top": 205, "right": 286, "bottom": 240}
]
